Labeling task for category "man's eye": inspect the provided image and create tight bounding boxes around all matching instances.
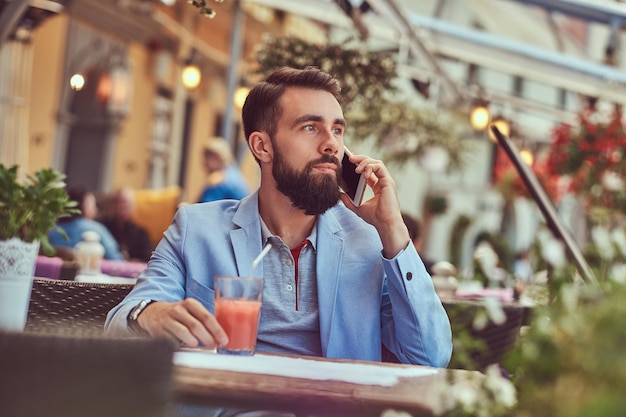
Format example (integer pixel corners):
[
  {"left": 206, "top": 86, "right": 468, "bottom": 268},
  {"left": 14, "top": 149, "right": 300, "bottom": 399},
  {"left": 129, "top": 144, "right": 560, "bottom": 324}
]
[
  {"left": 303, "top": 125, "right": 315, "bottom": 132},
  {"left": 332, "top": 127, "right": 344, "bottom": 135}
]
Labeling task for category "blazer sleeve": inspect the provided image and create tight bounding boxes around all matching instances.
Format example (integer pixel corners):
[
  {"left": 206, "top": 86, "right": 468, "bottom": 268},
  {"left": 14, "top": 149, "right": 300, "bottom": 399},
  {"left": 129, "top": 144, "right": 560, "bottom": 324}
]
[
  {"left": 380, "top": 242, "right": 453, "bottom": 368},
  {"left": 104, "top": 207, "right": 190, "bottom": 335}
]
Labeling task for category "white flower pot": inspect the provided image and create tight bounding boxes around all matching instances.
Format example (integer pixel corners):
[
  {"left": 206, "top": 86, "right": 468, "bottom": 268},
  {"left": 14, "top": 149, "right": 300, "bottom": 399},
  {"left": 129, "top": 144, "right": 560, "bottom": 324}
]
[
  {"left": 0, "top": 237, "right": 40, "bottom": 279},
  {"left": 0, "top": 238, "right": 39, "bottom": 331}
]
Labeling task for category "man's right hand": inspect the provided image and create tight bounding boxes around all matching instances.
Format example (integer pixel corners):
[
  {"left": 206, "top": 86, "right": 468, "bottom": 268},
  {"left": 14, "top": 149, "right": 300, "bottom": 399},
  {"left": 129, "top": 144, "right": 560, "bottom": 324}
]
[{"left": 136, "top": 298, "right": 229, "bottom": 349}]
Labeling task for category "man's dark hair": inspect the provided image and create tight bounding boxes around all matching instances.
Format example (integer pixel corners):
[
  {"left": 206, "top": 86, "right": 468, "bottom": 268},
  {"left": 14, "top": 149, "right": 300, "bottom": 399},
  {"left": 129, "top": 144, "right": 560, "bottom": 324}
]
[{"left": 242, "top": 66, "right": 342, "bottom": 143}]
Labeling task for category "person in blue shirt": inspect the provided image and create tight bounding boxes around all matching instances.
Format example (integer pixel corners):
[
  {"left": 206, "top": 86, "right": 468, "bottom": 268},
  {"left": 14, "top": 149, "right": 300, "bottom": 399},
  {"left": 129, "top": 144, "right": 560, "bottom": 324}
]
[
  {"left": 197, "top": 137, "right": 250, "bottom": 203},
  {"left": 48, "top": 187, "right": 123, "bottom": 260}
]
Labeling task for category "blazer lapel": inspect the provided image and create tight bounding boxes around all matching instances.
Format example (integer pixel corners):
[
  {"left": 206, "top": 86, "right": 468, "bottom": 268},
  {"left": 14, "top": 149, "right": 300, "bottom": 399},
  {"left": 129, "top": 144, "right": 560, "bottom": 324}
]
[
  {"left": 230, "top": 193, "right": 264, "bottom": 279},
  {"left": 315, "top": 209, "right": 344, "bottom": 356}
]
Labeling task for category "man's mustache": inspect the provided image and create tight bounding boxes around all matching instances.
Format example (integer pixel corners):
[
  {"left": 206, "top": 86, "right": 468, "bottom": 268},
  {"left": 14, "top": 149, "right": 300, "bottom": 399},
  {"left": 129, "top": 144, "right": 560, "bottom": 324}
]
[{"left": 305, "top": 154, "right": 341, "bottom": 171}]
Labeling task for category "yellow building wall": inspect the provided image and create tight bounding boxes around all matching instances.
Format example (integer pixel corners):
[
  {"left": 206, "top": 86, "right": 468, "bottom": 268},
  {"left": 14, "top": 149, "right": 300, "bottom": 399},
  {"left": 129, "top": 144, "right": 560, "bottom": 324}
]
[
  {"left": 28, "top": 14, "right": 68, "bottom": 173},
  {"left": 184, "top": 94, "right": 214, "bottom": 203},
  {"left": 25, "top": 3, "right": 287, "bottom": 194},
  {"left": 111, "top": 43, "right": 155, "bottom": 190}
]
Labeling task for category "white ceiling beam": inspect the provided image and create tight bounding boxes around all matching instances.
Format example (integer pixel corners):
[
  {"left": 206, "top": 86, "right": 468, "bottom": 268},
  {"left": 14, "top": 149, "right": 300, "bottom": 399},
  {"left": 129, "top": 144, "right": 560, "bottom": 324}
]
[
  {"left": 244, "top": 0, "right": 626, "bottom": 107},
  {"left": 513, "top": 0, "right": 626, "bottom": 25},
  {"left": 408, "top": 13, "right": 626, "bottom": 105}
]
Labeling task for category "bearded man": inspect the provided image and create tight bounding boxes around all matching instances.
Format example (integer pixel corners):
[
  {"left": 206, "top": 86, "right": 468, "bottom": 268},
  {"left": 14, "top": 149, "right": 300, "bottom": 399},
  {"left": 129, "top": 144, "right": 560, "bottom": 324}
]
[{"left": 106, "top": 67, "right": 451, "bottom": 369}]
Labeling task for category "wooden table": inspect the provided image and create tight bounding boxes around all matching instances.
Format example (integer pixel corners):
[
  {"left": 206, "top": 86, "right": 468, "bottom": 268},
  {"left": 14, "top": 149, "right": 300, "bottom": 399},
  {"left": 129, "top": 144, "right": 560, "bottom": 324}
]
[{"left": 172, "top": 349, "right": 482, "bottom": 417}]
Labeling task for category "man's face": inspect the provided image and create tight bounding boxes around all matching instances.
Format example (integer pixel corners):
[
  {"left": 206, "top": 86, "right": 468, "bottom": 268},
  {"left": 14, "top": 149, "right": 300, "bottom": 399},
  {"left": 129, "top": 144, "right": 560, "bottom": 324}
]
[
  {"left": 269, "top": 88, "right": 346, "bottom": 215},
  {"left": 83, "top": 193, "right": 98, "bottom": 220}
]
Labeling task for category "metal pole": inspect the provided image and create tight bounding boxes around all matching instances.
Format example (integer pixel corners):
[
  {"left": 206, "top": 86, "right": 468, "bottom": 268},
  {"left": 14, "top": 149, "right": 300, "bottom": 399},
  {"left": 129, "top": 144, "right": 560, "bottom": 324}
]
[{"left": 221, "top": 0, "right": 244, "bottom": 148}]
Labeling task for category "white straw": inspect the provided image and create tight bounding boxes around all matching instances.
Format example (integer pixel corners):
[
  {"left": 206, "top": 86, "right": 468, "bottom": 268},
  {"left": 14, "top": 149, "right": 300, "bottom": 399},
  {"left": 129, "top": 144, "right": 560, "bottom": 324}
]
[{"left": 251, "top": 242, "right": 272, "bottom": 270}]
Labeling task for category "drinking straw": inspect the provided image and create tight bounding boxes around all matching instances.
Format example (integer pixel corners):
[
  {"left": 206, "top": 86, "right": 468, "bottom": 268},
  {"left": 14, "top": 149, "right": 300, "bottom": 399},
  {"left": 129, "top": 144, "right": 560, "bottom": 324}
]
[{"left": 251, "top": 243, "right": 272, "bottom": 270}]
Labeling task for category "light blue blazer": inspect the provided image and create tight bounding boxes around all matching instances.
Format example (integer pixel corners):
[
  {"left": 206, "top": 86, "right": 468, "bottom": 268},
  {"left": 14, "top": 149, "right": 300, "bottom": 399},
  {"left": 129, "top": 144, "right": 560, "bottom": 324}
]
[{"left": 105, "top": 192, "right": 452, "bottom": 367}]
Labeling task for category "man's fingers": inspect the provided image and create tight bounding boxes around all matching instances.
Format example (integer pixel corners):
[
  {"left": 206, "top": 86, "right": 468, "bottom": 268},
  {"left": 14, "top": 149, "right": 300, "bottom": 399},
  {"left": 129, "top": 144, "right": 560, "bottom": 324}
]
[
  {"left": 339, "top": 192, "right": 357, "bottom": 211},
  {"left": 141, "top": 298, "right": 228, "bottom": 349},
  {"left": 182, "top": 298, "right": 229, "bottom": 346}
]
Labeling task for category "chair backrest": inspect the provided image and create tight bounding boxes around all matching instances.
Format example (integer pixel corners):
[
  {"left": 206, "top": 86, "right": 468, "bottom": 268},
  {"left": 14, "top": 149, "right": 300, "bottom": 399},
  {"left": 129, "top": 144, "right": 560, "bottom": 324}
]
[
  {"left": 444, "top": 299, "right": 527, "bottom": 370},
  {"left": 131, "top": 185, "right": 181, "bottom": 247},
  {"left": 0, "top": 332, "right": 174, "bottom": 417},
  {"left": 382, "top": 300, "right": 527, "bottom": 369},
  {"left": 25, "top": 278, "right": 134, "bottom": 335}
]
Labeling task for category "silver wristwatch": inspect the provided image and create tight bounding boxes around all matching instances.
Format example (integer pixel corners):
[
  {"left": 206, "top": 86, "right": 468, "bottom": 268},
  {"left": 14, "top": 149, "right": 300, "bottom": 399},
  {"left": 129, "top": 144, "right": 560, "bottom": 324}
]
[{"left": 127, "top": 299, "right": 155, "bottom": 335}]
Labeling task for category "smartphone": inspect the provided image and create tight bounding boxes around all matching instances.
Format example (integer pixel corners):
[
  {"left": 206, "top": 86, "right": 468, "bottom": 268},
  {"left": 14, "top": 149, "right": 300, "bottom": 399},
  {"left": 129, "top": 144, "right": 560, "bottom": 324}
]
[{"left": 340, "top": 147, "right": 366, "bottom": 206}]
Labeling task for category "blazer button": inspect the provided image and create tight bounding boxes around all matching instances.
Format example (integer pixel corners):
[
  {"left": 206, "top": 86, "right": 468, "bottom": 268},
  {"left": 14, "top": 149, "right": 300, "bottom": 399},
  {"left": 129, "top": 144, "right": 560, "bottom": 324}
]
[{"left": 406, "top": 272, "right": 413, "bottom": 281}]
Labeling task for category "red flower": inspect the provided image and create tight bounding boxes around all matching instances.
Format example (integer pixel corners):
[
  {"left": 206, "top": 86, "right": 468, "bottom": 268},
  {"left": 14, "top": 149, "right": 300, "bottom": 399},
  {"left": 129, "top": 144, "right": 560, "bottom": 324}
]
[
  {"left": 540, "top": 107, "right": 626, "bottom": 213},
  {"left": 493, "top": 107, "right": 626, "bottom": 214}
]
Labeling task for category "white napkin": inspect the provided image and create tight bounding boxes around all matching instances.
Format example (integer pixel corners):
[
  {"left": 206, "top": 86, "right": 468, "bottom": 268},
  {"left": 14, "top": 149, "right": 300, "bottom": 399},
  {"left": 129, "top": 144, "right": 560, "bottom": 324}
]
[{"left": 174, "top": 349, "right": 438, "bottom": 387}]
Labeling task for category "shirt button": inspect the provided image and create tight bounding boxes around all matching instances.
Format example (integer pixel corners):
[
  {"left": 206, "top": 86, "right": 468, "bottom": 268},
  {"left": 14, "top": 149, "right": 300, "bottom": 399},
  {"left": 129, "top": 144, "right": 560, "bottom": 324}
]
[
  {"left": 286, "top": 284, "right": 293, "bottom": 291},
  {"left": 284, "top": 258, "right": 293, "bottom": 266},
  {"left": 406, "top": 272, "right": 413, "bottom": 281}
]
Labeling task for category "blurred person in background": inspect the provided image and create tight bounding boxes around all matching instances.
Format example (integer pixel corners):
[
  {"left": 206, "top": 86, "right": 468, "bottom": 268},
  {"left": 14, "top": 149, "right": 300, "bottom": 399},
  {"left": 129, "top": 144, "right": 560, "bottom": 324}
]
[
  {"left": 102, "top": 188, "right": 153, "bottom": 262},
  {"left": 48, "top": 187, "right": 123, "bottom": 260},
  {"left": 197, "top": 137, "right": 250, "bottom": 203}
]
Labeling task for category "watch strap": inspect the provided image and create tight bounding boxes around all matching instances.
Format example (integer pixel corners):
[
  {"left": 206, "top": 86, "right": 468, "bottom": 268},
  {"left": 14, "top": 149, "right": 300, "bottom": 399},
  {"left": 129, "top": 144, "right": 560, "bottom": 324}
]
[{"left": 127, "top": 299, "right": 155, "bottom": 336}]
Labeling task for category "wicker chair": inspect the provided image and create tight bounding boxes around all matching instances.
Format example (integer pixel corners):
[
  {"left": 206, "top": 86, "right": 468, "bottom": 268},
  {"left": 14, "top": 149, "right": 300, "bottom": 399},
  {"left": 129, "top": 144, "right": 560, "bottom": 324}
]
[
  {"left": 443, "top": 299, "right": 527, "bottom": 370},
  {"left": 0, "top": 332, "right": 174, "bottom": 417},
  {"left": 381, "top": 299, "right": 528, "bottom": 369},
  {"left": 25, "top": 278, "right": 134, "bottom": 335}
]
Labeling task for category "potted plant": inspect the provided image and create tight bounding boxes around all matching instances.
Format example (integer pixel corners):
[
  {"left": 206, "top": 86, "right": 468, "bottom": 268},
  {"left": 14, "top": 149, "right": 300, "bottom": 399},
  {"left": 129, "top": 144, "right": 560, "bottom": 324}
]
[{"left": 0, "top": 164, "right": 78, "bottom": 278}]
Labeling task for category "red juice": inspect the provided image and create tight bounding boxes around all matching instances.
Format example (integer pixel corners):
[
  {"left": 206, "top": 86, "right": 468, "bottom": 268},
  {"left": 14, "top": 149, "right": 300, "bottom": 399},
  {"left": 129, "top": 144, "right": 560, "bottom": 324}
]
[{"left": 215, "top": 298, "right": 262, "bottom": 351}]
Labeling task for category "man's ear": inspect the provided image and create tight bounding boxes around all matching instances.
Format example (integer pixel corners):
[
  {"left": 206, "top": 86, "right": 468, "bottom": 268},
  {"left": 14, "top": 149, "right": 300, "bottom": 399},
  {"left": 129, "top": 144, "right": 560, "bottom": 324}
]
[{"left": 249, "top": 131, "right": 273, "bottom": 163}]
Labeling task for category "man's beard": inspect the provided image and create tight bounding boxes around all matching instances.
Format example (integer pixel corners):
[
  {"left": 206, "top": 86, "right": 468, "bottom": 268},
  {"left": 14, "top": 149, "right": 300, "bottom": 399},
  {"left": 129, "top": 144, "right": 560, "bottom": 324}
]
[{"left": 272, "top": 148, "right": 341, "bottom": 216}]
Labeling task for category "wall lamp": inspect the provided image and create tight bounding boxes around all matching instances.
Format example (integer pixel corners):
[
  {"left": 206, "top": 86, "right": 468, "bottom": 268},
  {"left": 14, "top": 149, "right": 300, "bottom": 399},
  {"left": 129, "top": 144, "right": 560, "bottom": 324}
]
[
  {"left": 181, "top": 52, "right": 202, "bottom": 89},
  {"left": 68, "top": 42, "right": 132, "bottom": 117}
]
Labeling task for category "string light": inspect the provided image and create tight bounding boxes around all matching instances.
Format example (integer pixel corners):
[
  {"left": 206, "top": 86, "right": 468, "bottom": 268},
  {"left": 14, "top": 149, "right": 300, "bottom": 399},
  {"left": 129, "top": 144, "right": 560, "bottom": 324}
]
[
  {"left": 470, "top": 104, "right": 490, "bottom": 131},
  {"left": 488, "top": 116, "right": 511, "bottom": 142},
  {"left": 520, "top": 148, "right": 534, "bottom": 165}
]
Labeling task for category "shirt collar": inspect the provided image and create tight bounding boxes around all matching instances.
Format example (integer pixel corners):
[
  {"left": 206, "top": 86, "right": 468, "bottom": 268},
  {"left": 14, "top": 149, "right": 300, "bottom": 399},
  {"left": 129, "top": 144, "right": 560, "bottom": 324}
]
[{"left": 260, "top": 216, "right": 317, "bottom": 251}]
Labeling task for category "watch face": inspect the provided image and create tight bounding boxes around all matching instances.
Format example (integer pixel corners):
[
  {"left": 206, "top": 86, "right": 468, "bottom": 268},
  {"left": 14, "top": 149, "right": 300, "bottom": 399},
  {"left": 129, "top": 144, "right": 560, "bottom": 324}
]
[{"left": 131, "top": 299, "right": 151, "bottom": 320}]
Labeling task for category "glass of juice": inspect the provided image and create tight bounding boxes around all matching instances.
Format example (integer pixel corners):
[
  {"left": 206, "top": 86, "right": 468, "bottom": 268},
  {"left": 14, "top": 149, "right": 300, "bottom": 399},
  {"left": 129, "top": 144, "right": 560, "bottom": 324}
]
[{"left": 214, "top": 276, "right": 263, "bottom": 355}]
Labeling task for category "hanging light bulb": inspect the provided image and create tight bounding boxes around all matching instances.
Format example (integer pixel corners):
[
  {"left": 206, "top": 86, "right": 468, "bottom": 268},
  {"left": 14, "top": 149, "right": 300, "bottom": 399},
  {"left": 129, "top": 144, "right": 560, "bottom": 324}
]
[
  {"left": 182, "top": 63, "right": 201, "bottom": 89},
  {"left": 470, "top": 104, "right": 490, "bottom": 131},
  {"left": 234, "top": 86, "right": 250, "bottom": 110},
  {"left": 488, "top": 116, "right": 511, "bottom": 142},
  {"left": 96, "top": 71, "right": 112, "bottom": 103},
  {"left": 70, "top": 73, "right": 86, "bottom": 91},
  {"left": 520, "top": 148, "right": 534, "bottom": 165}
]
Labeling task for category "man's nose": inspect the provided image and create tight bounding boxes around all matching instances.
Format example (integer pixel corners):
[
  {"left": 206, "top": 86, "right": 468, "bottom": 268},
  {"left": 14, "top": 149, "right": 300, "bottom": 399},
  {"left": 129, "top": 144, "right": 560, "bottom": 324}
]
[{"left": 320, "top": 128, "right": 340, "bottom": 155}]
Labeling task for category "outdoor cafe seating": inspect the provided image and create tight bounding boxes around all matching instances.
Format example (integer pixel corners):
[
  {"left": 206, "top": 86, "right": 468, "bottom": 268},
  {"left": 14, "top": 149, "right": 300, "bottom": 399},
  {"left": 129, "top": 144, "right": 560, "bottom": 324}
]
[
  {"left": 24, "top": 277, "right": 528, "bottom": 369},
  {"left": 0, "top": 275, "right": 528, "bottom": 416}
]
